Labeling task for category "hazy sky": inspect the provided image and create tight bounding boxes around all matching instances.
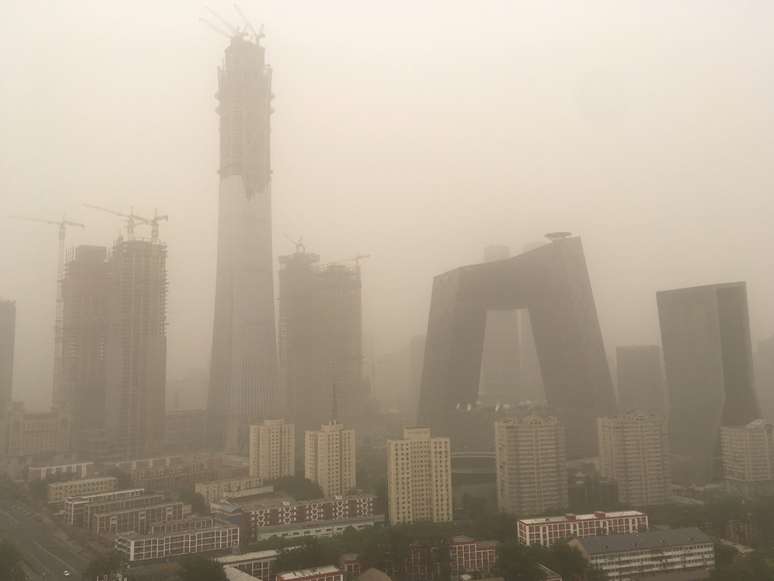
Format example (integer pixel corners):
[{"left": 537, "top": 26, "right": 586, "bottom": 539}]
[{"left": 3, "top": 1, "right": 774, "bottom": 409}]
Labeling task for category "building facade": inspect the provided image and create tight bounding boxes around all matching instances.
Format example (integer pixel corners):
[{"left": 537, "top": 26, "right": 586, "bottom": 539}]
[
  {"left": 448, "top": 536, "right": 498, "bottom": 578},
  {"left": 570, "top": 528, "right": 714, "bottom": 581},
  {"left": 387, "top": 427, "right": 452, "bottom": 525},
  {"left": 2, "top": 402, "right": 71, "bottom": 458},
  {"left": 597, "top": 411, "right": 671, "bottom": 507},
  {"left": 195, "top": 476, "right": 267, "bottom": 504},
  {"left": 277, "top": 566, "right": 344, "bottom": 581},
  {"left": 91, "top": 500, "right": 185, "bottom": 536},
  {"left": 64, "top": 489, "right": 155, "bottom": 527},
  {"left": 305, "top": 421, "right": 356, "bottom": 498},
  {"left": 208, "top": 31, "right": 279, "bottom": 454},
  {"left": 28, "top": 461, "right": 94, "bottom": 481},
  {"left": 517, "top": 510, "right": 649, "bottom": 547},
  {"left": 165, "top": 409, "right": 207, "bottom": 453},
  {"left": 658, "top": 282, "right": 760, "bottom": 483},
  {"left": 217, "top": 550, "right": 280, "bottom": 580},
  {"left": 59, "top": 245, "right": 110, "bottom": 454},
  {"left": 115, "top": 516, "right": 239, "bottom": 562},
  {"left": 104, "top": 238, "right": 167, "bottom": 459},
  {"left": 720, "top": 419, "right": 774, "bottom": 498},
  {"left": 418, "top": 236, "right": 615, "bottom": 458},
  {"left": 249, "top": 419, "right": 295, "bottom": 480},
  {"left": 47, "top": 476, "right": 117, "bottom": 504},
  {"left": 0, "top": 300, "right": 15, "bottom": 416},
  {"left": 279, "top": 250, "right": 364, "bottom": 436},
  {"left": 495, "top": 416, "right": 567, "bottom": 516},
  {"left": 615, "top": 345, "right": 665, "bottom": 415}
]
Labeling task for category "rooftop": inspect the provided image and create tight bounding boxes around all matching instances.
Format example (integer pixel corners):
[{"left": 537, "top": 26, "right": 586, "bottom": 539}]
[
  {"left": 217, "top": 550, "right": 281, "bottom": 564},
  {"left": 575, "top": 527, "right": 712, "bottom": 555},
  {"left": 520, "top": 510, "right": 645, "bottom": 525},
  {"left": 278, "top": 565, "right": 341, "bottom": 580}
]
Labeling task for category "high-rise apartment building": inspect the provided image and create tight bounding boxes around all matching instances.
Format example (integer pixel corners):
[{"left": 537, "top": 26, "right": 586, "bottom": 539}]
[
  {"left": 104, "top": 238, "right": 167, "bottom": 459},
  {"left": 279, "top": 249, "right": 364, "bottom": 436},
  {"left": 208, "top": 31, "right": 279, "bottom": 453},
  {"left": 597, "top": 411, "right": 671, "bottom": 507},
  {"left": 615, "top": 345, "right": 665, "bottom": 415},
  {"left": 419, "top": 236, "right": 615, "bottom": 458},
  {"left": 305, "top": 421, "right": 356, "bottom": 498},
  {"left": 249, "top": 419, "right": 295, "bottom": 480},
  {"left": 386, "top": 427, "right": 452, "bottom": 525},
  {"left": 60, "top": 246, "right": 109, "bottom": 453},
  {"left": 657, "top": 282, "right": 760, "bottom": 482},
  {"left": 0, "top": 300, "right": 15, "bottom": 415},
  {"left": 495, "top": 415, "right": 568, "bottom": 515},
  {"left": 720, "top": 419, "right": 774, "bottom": 498}
]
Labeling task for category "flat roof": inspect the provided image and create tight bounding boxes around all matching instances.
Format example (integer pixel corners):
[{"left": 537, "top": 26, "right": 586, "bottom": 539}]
[
  {"left": 576, "top": 527, "right": 712, "bottom": 554},
  {"left": 278, "top": 566, "right": 341, "bottom": 580},
  {"left": 520, "top": 510, "right": 645, "bottom": 525},
  {"left": 217, "top": 550, "right": 280, "bottom": 564}
]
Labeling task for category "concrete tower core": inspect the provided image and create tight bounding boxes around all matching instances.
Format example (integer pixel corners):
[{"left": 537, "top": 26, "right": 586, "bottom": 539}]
[
  {"left": 208, "top": 33, "right": 278, "bottom": 452},
  {"left": 418, "top": 236, "right": 615, "bottom": 458}
]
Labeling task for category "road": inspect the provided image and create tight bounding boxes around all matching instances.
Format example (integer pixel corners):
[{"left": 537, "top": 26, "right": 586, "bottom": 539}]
[{"left": 0, "top": 497, "right": 93, "bottom": 581}]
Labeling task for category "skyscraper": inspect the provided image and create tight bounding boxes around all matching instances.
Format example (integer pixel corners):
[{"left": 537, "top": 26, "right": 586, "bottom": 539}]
[
  {"left": 249, "top": 419, "right": 295, "bottom": 480},
  {"left": 305, "top": 421, "right": 356, "bottom": 498},
  {"left": 657, "top": 282, "right": 760, "bottom": 482},
  {"left": 495, "top": 415, "right": 568, "bottom": 515},
  {"left": 387, "top": 427, "right": 452, "bottom": 525},
  {"left": 104, "top": 238, "right": 167, "bottom": 459},
  {"left": 279, "top": 249, "right": 364, "bottom": 436},
  {"left": 419, "top": 235, "right": 615, "bottom": 458},
  {"left": 479, "top": 245, "right": 520, "bottom": 404},
  {"left": 61, "top": 246, "right": 109, "bottom": 454},
  {"left": 208, "top": 31, "right": 278, "bottom": 452},
  {"left": 616, "top": 345, "right": 666, "bottom": 414},
  {"left": 598, "top": 411, "right": 671, "bottom": 507},
  {"left": 0, "top": 300, "right": 15, "bottom": 415}
]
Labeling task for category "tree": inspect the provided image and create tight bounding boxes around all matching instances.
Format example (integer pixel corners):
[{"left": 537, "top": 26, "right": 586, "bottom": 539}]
[
  {"left": 495, "top": 540, "right": 542, "bottom": 581},
  {"left": 84, "top": 551, "right": 123, "bottom": 578},
  {"left": 275, "top": 538, "right": 338, "bottom": 573},
  {"left": 179, "top": 490, "right": 209, "bottom": 515},
  {"left": 0, "top": 541, "right": 27, "bottom": 581},
  {"left": 178, "top": 555, "right": 227, "bottom": 581}
]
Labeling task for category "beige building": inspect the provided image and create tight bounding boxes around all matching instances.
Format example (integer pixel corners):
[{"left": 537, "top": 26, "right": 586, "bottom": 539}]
[
  {"left": 48, "top": 476, "right": 118, "bottom": 504},
  {"left": 249, "top": 419, "right": 295, "bottom": 480},
  {"left": 1, "top": 402, "right": 71, "bottom": 458},
  {"left": 495, "top": 415, "right": 567, "bottom": 516},
  {"left": 386, "top": 426, "right": 451, "bottom": 525},
  {"left": 194, "top": 476, "right": 268, "bottom": 504},
  {"left": 305, "top": 421, "right": 356, "bottom": 498},
  {"left": 597, "top": 411, "right": 671, "bottom": 507},
  {"left": 721, "top": 419, "right": 774, "bottom": 498}
]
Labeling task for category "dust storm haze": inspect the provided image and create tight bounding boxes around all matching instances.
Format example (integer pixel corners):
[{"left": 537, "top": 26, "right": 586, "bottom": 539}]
[{"left": 3, "top": 0, "right": 774, "bottom": 410}]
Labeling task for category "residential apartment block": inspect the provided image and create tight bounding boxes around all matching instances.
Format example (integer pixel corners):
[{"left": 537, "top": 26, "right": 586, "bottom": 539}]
[
  {"left": 91, "top": 500, "right": 185, "bottom": 535},
  {"left": 305, "top": 421, "right": 356, "bottom": 498},
  {"left": 387, "top": 427, "right": 452, "bottom": 525},
  {"left": 249, "top": 419, "right": 295, "bottom": 480},
  {"left": 721, "top": 419, "right": 774, "bottom": 498},
  {"left": 518, "top": 510, "right": 649, "bottom": 547}
]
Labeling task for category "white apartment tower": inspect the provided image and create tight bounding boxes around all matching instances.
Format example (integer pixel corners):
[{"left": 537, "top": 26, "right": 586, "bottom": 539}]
[
  {"left": 249, "top": 419, "right": 295, "bottom": 480},
  {"left": 387, "top": 427, "right": 452, "bottom": 525},
  {"left": 598, "top": 411, "right": 671, "bottom": 506},
  {"left": 720, "top": 419, "right": 774, "bottom": 498},
  {"left": 305, "top": 421, "right": 356, "bottom": 498},
  {"left": 208, "top": 29, "right": 279, "bottom": 453},
  {"left": 495, "top": 415, "right": 568, "bottom": 515}
]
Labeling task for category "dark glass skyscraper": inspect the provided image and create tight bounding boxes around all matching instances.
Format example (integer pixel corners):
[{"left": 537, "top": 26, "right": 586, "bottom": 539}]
[
  {"left": 418, "top": 236, "right": 615, "bottom": 458},
  {"left": 657, "top": 282, "right": 760, "bottom": 483}
]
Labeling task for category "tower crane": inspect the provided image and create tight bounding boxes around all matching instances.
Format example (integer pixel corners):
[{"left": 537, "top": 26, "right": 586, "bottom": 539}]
[
  {"left": 8, "top": 215, "right": 85, "bottom": 401},
  {"left": 83, "top": 204, "right": 145, "bottom": 239},
  {"left": 320, "top": 254, "right": 371, "bottom": 269},
  {"left": 141, "top": 209, "right": 168, "bottom": 243}
]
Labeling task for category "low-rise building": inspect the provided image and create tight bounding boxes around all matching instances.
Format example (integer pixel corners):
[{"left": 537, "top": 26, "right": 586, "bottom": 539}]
[
  {"left": 92, "top": 500, "right": 185, "bottom": 535},
  {"left": 194, "top": 477, "right": 268, "bottom": 504},
  {"left": 28, "top": 461, "right": 94, "bottom": 481},
  {"left": 223, "top": 493, "right": 377, "bottom": 542},
  {"left": 448, "top": 536, "right": 498, "bottom": 578},
  {"left": 1, "top": 403, "right": 71, "bottom": 458},
  {"left": 107, "top": 454, "right": 227, "bottom": 492},
  {"left": 518, "top": 510, "right": 649, "bottom": 547},
  {"left": 64, "top": 488, "right": 148, "bottom": 527},
  {"left": 536, "top": 566, "right": 562, "bottom": 581},
  {"left": 217, "top": 550, "right": 280, "bottom": 580},
  {"left": 48, "top": 476, "right": 117, "bottom": 504},
  {"left": 115, "top": 516, "right": 239, "bottom": 562},
  {"left": 570, "top": 527, "right": 714, "bottom": 581},
  {"left": 277, "top": 566, "right": 344, "bottom": 581}
]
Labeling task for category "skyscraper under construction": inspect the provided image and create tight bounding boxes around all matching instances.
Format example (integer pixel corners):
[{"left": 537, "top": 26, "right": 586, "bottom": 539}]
[{"left": 208, "top": 31, "right": 278, "bottom": 452}]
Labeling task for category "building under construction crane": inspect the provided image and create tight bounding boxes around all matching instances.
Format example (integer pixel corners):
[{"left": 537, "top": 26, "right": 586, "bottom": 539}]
[
  {"left": 279, "top": 247, "right": 367, "bottom": 441},
  {"left": 207, "top": 20, "right": 279, "bottom": 453}
]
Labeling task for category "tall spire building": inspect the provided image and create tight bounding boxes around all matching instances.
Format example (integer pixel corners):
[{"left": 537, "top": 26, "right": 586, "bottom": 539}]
[{"left": 208, "top": 32, "right": 279, "bottom": 452}]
